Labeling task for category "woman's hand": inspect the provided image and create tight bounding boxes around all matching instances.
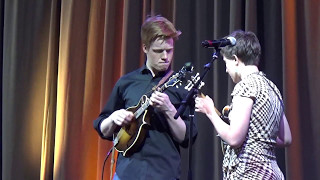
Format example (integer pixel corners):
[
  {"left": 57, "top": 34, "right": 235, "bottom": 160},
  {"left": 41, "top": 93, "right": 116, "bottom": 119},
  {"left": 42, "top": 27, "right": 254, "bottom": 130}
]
[{"left": 195, "top": 95, "right": 215, "bottom": 117}]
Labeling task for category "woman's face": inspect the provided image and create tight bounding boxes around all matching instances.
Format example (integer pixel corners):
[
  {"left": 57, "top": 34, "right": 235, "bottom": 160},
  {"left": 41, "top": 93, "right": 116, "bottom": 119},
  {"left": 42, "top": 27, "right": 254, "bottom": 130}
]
[{"left": 223, "top": 55, "right": 241, "bottom": 83}]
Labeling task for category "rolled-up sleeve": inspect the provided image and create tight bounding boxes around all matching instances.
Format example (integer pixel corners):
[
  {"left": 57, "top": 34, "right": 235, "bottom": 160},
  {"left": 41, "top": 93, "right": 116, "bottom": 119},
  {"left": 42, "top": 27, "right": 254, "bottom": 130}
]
[{"left": 93, "top": 81, "right": 124, "bottom": 141}]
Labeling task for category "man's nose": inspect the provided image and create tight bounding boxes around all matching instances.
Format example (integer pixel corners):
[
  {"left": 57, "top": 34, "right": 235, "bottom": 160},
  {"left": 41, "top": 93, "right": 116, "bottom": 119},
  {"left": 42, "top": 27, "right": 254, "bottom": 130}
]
[{"left": 162, "top": 51, "right": 168, "bottom": 59}]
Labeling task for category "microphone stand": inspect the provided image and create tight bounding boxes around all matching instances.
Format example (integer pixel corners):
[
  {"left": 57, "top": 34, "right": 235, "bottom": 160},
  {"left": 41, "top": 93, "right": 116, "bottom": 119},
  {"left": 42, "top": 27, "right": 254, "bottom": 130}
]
[{"left": 174, "top": 48, "right": 220, "bottom": 180}]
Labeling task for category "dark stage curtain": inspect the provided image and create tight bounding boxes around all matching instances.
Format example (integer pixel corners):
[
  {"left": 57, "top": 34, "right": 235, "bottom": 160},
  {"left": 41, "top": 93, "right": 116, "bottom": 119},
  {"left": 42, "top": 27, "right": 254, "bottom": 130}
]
[{"left": 2, "top": 0, "right": 319, "bottom": 179}]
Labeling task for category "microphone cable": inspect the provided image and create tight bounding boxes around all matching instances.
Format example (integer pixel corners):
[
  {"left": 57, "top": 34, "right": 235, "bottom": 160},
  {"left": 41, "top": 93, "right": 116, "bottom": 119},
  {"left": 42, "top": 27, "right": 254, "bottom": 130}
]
[{"left": 101, "top": 146, "right": 114, "bottom": 180}]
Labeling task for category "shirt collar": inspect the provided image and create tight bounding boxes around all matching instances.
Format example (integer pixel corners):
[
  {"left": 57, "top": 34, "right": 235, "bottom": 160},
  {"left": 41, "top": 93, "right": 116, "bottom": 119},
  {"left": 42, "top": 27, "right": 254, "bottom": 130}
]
[{"left": 139, "top": 64, "right": 170, "bottom": 78}]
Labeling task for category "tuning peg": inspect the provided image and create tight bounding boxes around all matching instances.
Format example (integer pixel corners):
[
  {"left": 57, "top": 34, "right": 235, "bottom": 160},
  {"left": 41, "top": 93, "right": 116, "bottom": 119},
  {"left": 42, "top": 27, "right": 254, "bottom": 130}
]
[
  {"left": 185, "top": 80, "right": 193, "bottom": 91},
  {"left": 192, "top": 73, "right": 200, "bottom": 83},
  {"left": 198, "top": 81, "right": 205, "bottom": 89}
]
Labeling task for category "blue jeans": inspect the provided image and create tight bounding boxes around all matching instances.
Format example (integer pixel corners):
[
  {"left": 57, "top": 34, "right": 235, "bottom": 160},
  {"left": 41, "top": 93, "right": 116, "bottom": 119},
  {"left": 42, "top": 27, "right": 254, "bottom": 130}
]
[{"left": 113, "top": 173, "right": 120, "bottom": 180}]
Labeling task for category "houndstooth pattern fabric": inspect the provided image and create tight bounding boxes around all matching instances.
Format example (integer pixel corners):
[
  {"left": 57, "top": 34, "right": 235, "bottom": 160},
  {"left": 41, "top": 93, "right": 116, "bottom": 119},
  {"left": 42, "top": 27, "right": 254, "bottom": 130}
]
[{"left": 222, "top": 72, "right": 285, "bottom": 180}]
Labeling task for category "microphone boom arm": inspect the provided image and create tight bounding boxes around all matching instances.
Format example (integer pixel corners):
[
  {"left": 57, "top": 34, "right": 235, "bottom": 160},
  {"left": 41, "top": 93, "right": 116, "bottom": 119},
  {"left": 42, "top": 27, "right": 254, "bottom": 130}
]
[{"left": 174, "top": 49, "right": 220, "bottom": 119}]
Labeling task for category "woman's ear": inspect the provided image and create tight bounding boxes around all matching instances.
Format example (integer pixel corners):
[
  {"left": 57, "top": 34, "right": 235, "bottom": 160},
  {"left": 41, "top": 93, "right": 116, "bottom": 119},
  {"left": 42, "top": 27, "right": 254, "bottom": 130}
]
[{"left": 233, "top": 55, "right": 240, "bottom": 65}]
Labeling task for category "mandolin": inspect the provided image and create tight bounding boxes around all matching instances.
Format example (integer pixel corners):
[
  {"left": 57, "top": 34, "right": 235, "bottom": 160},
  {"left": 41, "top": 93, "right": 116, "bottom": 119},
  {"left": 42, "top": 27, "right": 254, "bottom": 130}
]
[
  {"left": 113, "top": 63, "right": 193, "bottom": 157},
  {"left": 219, "top": 105, "right": 231, "bottom": 155}
]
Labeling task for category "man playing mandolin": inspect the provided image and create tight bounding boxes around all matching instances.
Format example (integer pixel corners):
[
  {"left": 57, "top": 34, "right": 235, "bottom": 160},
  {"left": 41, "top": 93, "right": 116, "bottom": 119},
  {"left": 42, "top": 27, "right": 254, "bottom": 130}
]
[{"left": 94, "top": 15, "right": 197, "bottom": 180}]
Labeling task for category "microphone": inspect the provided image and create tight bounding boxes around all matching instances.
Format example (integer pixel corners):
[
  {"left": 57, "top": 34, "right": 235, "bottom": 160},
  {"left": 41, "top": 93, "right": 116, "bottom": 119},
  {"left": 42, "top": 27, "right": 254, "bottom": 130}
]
[{"left": 201, "top": 37, "right": 236, "bottom": 48}]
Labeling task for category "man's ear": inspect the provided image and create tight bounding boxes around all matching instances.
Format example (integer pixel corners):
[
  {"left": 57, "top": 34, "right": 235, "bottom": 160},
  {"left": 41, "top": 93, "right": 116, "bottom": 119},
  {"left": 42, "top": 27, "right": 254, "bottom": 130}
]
[{"left": 142, "top": 44, "right": 148, "bottom": 53}]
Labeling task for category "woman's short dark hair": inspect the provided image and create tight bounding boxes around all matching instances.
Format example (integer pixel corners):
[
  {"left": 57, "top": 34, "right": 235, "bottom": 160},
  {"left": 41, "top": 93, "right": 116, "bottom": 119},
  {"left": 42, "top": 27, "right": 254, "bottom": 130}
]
[{"left": 221, "top": 30, "right": 261, "bottom": 66}]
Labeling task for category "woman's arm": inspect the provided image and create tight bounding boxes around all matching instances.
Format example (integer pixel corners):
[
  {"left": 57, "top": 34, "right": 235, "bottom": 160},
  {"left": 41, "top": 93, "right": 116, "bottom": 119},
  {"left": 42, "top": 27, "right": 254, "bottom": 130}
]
[
  {"left": 276, "top": 113, "right": 292, "bottom": 147},
  {"left": 195, "top": 95, "right": 253, "bottom": 148}
]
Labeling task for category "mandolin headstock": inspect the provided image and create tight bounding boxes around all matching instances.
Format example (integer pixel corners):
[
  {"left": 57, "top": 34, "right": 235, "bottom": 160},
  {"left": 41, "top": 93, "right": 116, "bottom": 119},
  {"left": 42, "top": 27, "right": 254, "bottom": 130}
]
[
  {"left": 165, "top": 62, "right": 194, "bottom": 89},
  {"left": 184, "top": 72, "right": 205, "bottom": 91}
]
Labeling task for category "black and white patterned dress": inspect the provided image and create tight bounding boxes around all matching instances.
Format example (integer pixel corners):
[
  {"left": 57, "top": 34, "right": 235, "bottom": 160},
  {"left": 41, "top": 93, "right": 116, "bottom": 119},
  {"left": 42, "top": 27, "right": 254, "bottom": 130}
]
[{"left": 222, "top": 72, "right": 285, "bottom": 180}]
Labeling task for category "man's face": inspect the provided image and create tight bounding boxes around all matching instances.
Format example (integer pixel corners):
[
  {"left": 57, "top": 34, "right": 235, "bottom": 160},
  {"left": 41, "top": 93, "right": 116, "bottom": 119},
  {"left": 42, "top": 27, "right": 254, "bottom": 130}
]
[{"left": 143, "top": 37, "right": 174, "bottom": 76}]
